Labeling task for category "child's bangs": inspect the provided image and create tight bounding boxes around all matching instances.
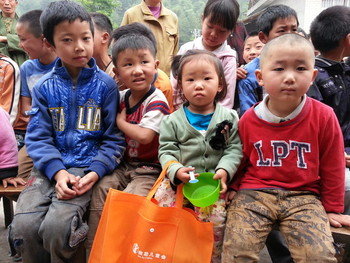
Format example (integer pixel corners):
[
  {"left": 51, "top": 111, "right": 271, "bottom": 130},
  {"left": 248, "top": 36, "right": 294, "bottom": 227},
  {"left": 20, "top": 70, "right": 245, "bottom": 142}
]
[
  {"left": 208, "top": 12, "right": 234, "bottom": 31},
  {"left": 206, "top": 2, "right": 238, "bottom": 31}
]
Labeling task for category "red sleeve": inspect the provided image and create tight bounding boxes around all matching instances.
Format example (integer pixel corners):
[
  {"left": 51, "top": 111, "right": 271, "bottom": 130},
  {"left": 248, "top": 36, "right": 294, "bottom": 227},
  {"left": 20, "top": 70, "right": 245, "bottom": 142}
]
[
  {"left": 229, "top": 157, "right": 247, "bottom": 191},
  {"left": 229, "top": 112, "right": 249, "bottom": 191},
  {"left": 319, "top": 110, "right": 345, "bottom": 213}
]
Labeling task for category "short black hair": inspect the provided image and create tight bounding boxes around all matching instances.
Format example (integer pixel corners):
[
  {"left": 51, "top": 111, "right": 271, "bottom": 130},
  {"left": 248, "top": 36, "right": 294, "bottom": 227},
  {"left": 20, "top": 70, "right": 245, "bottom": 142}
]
[
  {"left": 244, "top": 31, "right": 259, "bottom": 45},
  {"left": 18, "top": 10, "right": 43, "bottom": 38},
  {"left": 111, "top": 22, "right": 157, "bottom": 53},
  {"left": 111, "top": 34, "right": 156, "bottom": 65},
  {"left": 257, "top": 5, "right": 298, "bottom": 35},
  {"left": 310, "top": 5, "right": 350, "bottom": 53},
  {"left": 247, "top": 31, "right": 259, "bottom": 38},
  {"left": 171, "top": 54, "right": 181, "bottom": 79},
  {"left": 40, "top": 0, "right": 94, "bottom": 46},
  {"left": 90, "top": 12, "right": 113, "bottom": 36},
  {"left": 203, "top": 0, "right": 240, "bottom": 31}
]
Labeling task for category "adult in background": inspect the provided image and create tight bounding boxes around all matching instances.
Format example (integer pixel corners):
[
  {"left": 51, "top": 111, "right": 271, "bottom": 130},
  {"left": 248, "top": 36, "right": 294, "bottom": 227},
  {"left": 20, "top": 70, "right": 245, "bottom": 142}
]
[
  {"left": 121, "top": 0, "right": 179, "bottom": 76},
  {"left": 0, "top": 0, "right": 27, "bottom": 65}
]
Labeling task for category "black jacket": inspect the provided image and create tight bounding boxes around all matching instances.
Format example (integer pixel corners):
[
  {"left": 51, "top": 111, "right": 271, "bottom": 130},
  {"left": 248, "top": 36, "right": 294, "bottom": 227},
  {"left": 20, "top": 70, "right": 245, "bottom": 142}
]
[{"left": 307, "top": 56, "right": 350, "bottom": 151}]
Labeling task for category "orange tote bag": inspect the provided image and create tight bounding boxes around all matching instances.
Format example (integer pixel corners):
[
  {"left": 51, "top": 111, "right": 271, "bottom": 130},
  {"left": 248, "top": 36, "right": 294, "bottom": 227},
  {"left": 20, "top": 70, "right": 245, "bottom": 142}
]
[{"left": 89, "top": 161, "right": 214, "bottom": 263}]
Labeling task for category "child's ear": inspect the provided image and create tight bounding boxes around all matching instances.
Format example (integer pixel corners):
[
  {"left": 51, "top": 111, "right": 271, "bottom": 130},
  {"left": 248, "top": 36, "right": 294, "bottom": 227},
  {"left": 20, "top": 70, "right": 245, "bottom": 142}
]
[
  {"left": 345, "top": 33, "right": 350, "bottom": 55},
  {"left": 311, "top": 69, "right": 318, "bottom": 84},
  {"left": 217, "top": 79, "right": 223, "bottom": 93},
  {"left": 112, "top": 66, "right": 118, "bottom": 77},
  {"left": 43, "top": 38, "right": 54, "bottom": 50},
  {"left": 155, "top": 59, "right": 159, "bottom": 70},
  {"left": 255, "top": 69, "right": 264, "bottom": 86},
  {"left": 101, "top": 32, "right": 110, "bottom": 45},
  {"left": 258, "top": 31, "right": 269, "bottom": 44},
  {"left": 39, "top": 35, "right": 46, "bottom": 48}
]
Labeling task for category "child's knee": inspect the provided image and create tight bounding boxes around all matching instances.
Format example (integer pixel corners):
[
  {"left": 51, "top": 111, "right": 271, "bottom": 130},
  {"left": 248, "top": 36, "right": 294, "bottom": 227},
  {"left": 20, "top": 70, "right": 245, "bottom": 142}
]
[
  {"left": 11, "top": 214, "right": 39, "bottom": 238},
  {"left": 40, "top": 212, "right": 88, "bottom": 249},
  {"left": 90, "top": 180, "right": 112, "bottom": 210},
  {"left": 290, "top": 245, "right": 336, "bottom": 262}
]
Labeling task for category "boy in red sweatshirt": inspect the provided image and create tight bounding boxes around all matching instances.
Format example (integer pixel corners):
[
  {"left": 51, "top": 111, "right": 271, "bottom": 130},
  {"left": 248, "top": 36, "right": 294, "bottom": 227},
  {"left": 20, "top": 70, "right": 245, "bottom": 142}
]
[{"left": 222, "top": 33, "right": 350, "bottom": 263}]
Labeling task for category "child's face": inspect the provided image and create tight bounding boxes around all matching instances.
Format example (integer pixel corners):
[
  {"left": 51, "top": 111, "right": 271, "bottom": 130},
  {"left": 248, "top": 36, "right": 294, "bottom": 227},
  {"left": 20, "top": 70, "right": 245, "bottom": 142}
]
[
  {"left": 180, "top": 58, "right": 222, "bottom": 114},
  {"left": 201, "top": 16, "right": 231, "bottom": 51},
  {"left": 255, "top": 45, "right": 317, "bottom": 107},
  {"left": 51, "top": 19, "right": 93, "bottom": 77},
  {"left": 259, "top": 16, "right": 298, "bottom": 43},
  {"left": 114, "top": 48, "right": 158, "bottom": 93},
  {"left": 243, "top": 35, "right": 264, "bottom": 63},
  {"left": 16, "top": 22, "right": 44, "bottom": 60}
]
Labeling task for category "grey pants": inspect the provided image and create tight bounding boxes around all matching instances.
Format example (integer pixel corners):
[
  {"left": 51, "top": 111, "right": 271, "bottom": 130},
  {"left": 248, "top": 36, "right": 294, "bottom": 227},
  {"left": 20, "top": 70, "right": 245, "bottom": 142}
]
[{"left": 9, "top": 168, "right": 92, "bottom": 263}]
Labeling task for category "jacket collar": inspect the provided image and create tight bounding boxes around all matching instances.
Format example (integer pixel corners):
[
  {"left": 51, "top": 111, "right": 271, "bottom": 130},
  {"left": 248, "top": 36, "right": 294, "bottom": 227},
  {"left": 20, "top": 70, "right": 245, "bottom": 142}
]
[
  {"left": 53, "top": 58, "right": 98, "bottom": 84},
  {"left": 316, "top": 56, "right": 349, "bottom": 74},
  {"left": 140, "top": 0, "right": 171, "bottom": 19},
  {"left": 0, "top": 12, "right": 19, "bottom": 19}
]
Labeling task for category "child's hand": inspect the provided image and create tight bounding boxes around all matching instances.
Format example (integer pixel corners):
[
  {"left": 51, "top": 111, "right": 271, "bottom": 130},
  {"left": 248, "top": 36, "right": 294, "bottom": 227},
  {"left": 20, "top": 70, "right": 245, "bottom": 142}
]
[
  {"left": 73, "top": 171, "right": 99, "bottom": 196},
  {"left": 327, "top": 213, "right": 350, "bottom": 228},
  {"left": 54, "top": 170, "right": 80, "bottom": 200},
  {"left": 214, "top": 169, "right": 228, "bottom": 194},
  {"left": 236, "top": 67, "right": 247, "bottom": 80},
  {"left": 224, "top": 189, "right": 237, "bottom": 205},
  {"left": 2, "top": 177, "right": 27, "bottom": 188},
  {"left": 175, "top": 167, "right": 198, "bottom": 183},
  {"left": 117, "top": 108, "right": 126, "bottom": 127},
  {"left": 345, "top": 152, "right": 350, "bottom": 168}
]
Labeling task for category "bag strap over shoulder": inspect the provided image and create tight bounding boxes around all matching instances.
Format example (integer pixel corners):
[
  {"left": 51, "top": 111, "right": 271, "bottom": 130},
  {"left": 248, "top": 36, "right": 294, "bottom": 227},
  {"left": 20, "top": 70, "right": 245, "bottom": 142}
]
[{"left": 147, "top": 160, "right": 184, "bottom": 208}]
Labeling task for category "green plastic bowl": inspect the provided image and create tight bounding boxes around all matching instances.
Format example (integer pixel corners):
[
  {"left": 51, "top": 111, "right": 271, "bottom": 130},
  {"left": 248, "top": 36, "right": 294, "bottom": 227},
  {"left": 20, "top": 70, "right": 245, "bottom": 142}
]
[{"left": 183, "top": 172, "right": 220, "bottom": 207}]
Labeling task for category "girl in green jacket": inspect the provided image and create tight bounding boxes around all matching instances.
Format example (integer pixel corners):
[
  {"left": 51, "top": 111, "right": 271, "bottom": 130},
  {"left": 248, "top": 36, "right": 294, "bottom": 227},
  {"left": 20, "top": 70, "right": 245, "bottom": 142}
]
[{"left": 155, "top": 49, "right": 243, "bottom": 263}]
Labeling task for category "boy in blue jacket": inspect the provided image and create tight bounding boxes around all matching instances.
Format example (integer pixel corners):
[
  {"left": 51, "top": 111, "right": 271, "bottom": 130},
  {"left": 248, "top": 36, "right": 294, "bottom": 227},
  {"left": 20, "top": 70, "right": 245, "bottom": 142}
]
[
  {"left": 9, "top": 1, "right": 124, "bottom": 262},
  {"left": 238, "top": 5, "right": 298, "bottom": 115}
]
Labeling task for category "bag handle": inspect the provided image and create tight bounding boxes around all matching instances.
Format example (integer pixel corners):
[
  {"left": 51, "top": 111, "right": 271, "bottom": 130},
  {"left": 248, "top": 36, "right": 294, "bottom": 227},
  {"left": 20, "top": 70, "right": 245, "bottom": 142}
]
[
  {"left": 147, "top": 160, "right": 178, "bottom": 200},
  {"left": 147, "top": 160, "right": 184, "bottom": 208},
  {"left": 174, "top": 184, "right": 184, "bottom": 209}
]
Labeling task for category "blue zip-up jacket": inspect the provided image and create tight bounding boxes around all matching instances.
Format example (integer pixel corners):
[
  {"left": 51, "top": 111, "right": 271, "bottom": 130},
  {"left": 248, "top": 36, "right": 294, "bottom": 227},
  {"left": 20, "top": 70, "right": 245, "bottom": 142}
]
[
  {"left": 237, "top": 57, "right": 263, "bottom": 116},
  {"left": 26, "top": 58, "right": 125, "bottom": 180}
]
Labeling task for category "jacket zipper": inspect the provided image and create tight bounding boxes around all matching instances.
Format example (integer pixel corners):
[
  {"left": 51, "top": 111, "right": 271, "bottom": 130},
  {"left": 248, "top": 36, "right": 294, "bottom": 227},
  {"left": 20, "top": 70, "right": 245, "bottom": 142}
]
[{"left": 66, "top": 83, "right": 77, "bottom": 151}]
